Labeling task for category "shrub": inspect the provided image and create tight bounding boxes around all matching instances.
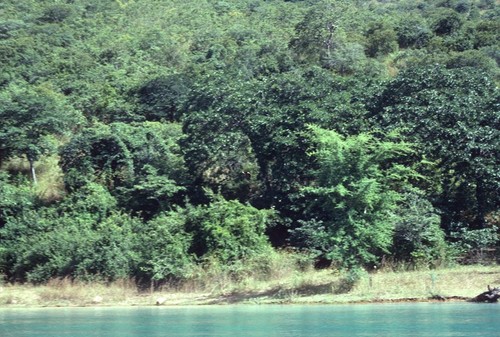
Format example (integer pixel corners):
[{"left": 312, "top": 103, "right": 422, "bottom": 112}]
[
  {"left": 133, "top": 211, "right": 194, "bottom": 284},
  {"left": 0, "top": 183, "right": 139, "bottom": 283},
  {"left": 186, "top": 194, "right": 275, "bottom": 264},
  {"left": 392, "top": 189, "right": 450, "bottom": 267},
  {"left": 449, "top": 224, "right": 499, "bottom": 264}
]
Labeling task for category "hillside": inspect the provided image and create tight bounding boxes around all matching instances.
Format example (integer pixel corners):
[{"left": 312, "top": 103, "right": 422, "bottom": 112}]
[{"left": 0, "top": 0, "right": 499, "bottom": 286}]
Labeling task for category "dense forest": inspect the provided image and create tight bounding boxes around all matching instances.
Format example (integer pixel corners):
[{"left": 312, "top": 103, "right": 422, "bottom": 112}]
[{"left": 0, "top": 0, "right": 498, "bottom": 285}]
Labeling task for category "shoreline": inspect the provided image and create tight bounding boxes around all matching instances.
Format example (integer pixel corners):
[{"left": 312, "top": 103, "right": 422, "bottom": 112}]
[
  {"left": 0, "top": 291, "right": 478, "bottom": 308},
  {"left": 1, "top": 265, "right": 497, "bottom": 308}
]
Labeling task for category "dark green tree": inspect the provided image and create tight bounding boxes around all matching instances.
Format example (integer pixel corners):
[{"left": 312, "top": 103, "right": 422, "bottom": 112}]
[
  {"left": 364, "top": 21, "right": 399, "bottom": 58},
  {"left": 431, "top": 8, "right": 464, "bottom": 36},
  {"left": 395, "top": 15, "right": 432, "bottom": 49},
  {"left": 60, "top": 122, "right": 188, "bottom": 218},
  {"left": 289, "top": 0, "right": 368, "bottom": 69},
  {"left": 370, "top": 65, "right": 499, "bottom": 229},
  {"left": 0, "top": 172, "right": 37, "bottom": 228},
  {"left": 392, "top": 188, "right": 449, "bottom": 267}
]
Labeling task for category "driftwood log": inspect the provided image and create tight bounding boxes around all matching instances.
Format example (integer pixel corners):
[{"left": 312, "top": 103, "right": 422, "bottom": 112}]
[{"left": 471, "top": 285, "right": 500, "bottom": 303}]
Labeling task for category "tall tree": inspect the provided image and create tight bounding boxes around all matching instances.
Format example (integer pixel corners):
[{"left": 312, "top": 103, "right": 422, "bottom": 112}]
[
  {"left": 0, "top": 82, "right": 82, "bottom": 184},
  {"left": 291, "top": 125, "right": 418, "bottom": 267},
  {"left": 370, "top": 65, "right": 499, "bottom": 229}
]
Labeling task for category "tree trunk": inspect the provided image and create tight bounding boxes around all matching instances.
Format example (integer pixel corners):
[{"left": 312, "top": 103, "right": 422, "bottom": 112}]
[{"left": 28, "top": 156, "right": 37, "bottom": 185}]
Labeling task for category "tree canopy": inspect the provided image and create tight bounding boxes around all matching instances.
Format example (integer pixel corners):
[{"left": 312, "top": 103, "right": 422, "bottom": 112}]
[{"left": 0, "top": 0, "right": 498, "bottom": 283}]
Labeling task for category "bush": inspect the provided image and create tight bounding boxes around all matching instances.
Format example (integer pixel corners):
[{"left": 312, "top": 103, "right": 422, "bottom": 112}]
[
  {"left": 290, "top": 126, "right": 418, "bottom": 268},
  {"left": 0, "top": 172, "right": 37, "bottom": 227},
  {"left": 392, "top": 190, "right": 450, "bottom": 267},
  {"left": 0, "top": 183, "right": 139, "bottom": 283},
  {"left": 186, "top": 194, "right": 275, "bottom": 264},
  {"left": 431, "top": 9, "right": 464, "bottom": 36},
  {"left": 365, "top": 22, "right": 399, "bottom": 57},
  {"left": 450, "top": 225, "right": 499, "bottom": 264},
  {"left": 395, "top": 17, "right": 432, "bottom": 48},
  {"left": 133, "top": 211, "right": 194, "bottom": 284},
  {"left": 38, "top": 5, "right": 74, "bottom": 23}
]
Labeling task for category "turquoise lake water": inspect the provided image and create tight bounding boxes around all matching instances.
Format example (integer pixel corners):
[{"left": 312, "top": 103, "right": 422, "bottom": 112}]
[{"left": 1, "top": 303, "right": 499, "bottom": 336}]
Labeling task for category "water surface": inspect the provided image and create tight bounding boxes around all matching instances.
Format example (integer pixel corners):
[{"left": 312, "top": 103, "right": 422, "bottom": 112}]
[{"left": 1, "top": 303, "right": 499, "bottom": 336}]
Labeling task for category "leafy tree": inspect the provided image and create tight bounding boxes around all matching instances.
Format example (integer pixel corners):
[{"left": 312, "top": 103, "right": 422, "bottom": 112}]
[
  {"left": 0, "top": 82, "right": 83, "bottom": 184},
  {"left": 60, "top": 123, "right": 134, "bottom": 190},
  {"left": 291, "top": 125, "right": 418, "bottom": 267},
  {"left": 110, "top": 122, "right": 189, "bottom": 215},
  {"left": 445, "top": 49, "right": 498, "bottom": 74},
  {"left": 364, "top": 21, "right": 399, "bottom": 58},
  {"left": 289, "top": 0, "right": 369, "bottom": 69},
  {"left": 324, "top": 41, "right": 369, "bottom": 75},
  {"left": 449, "top": 224, "right": 499, "bottom": 264},
  {"left": 370, "top": 65, "right": 499, "bottom": 229},
  {"left": 181, "top": 65, "right": 377, "bottom": 245},
  {"left": 182, "top": 108, "right": 262, "bottom": 203},
  {"left": 0, "top": 172, "right": 37, "bottom": 227},
  {"left": 60, "top": 122, "right": 188, "bottom": 217},
  {"left": 395, "top": 15, "right": 432, "bottom": 49},
  {"left": 473, "top": 20, "right": 500, "bottom": 48},
  {"left": 431, "top": 8, "right": 464, "bottom": 36},
  {"left": 135, "top": 74, "right": 191, "bottom": 122},
  {"left": 38, "top": 4, "right": 75, "bottom": 23},
  {"left": 392, "top": 189, "right": 449, "bottom": 267}
]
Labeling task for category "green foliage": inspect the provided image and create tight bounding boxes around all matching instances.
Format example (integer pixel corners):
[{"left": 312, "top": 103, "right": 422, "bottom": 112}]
[
  {"left": 38, "top": 4, "right": 74, "bottom": 23},
  {"left": 365, "top": 21, "right": 399, "bottom": 57},
  {"left": 392, "top": 189, "right": 449, "bottom": 267},
  {"left": 289, "top": 0, "right": 372, "bottom": 69},
  {"left": 370, "top": 65, "right": 499, "bottom": 229},
  {"left": 431, "top": 8, "right": 464, "bottom": 36},
  {"left": 473, "top": 20, "right": 500, "bottom": 49},
  {"left": 60, "top": 123, "right": 134, "bottom": 190},
  {"left": 0, "top": 182, "right": 139, "bottom": 283},
  {"left": 291, "top": 125, "right": 418, "bottom": 267},
  {"left": 0, "top": 0, "right": 498, "bottom": 284},
  {"left": 60, "top": 122, "right": 187, "bottom": 217},
  {"left": 395, "top": 16, "right": 432, "bottom": 48},
  {"left": 449, "top": 224, "right": 499, "bottom": 263},
  {"left": 186, "top": 194, "right": 274, "bottom": 264},
  {"left": 182, "top": 104, "right": 262, "bottom": 203},
  {"left": 0, "top": 82, "right": 82, "bottom": 165},
  {"left": 324, "top": 41, "right": 369, "bottom": 75},
  {"left": 0, "top": 172, "right": 37, "bottom": 227},
  {"left": 135, "top": 74, "right": 191, "bottom": 122},
  {"left": 133, "top": 211, "right": 194, "bottom": 282}
]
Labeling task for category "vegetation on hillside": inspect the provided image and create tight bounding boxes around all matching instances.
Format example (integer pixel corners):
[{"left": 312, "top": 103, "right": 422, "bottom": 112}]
[{"left": 0, "top": 0, "right": 498, "bottom": 286}]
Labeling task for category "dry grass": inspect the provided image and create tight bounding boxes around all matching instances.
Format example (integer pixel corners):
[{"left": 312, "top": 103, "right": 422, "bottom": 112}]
[
  {"left": 1, "top": 256, "right": 499, "bottom": 307},
  {"left": 286, "top": 265, "right": 500, "bottom": 304},
  {"left": 1, "top": 254, "right": 496, "bottom": 307},
  {"left": 1, "top": 154, "right": 66, "bottom": 201},
  {"left": 0, "top": 278, "right": 141, "bottom": 307}
]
